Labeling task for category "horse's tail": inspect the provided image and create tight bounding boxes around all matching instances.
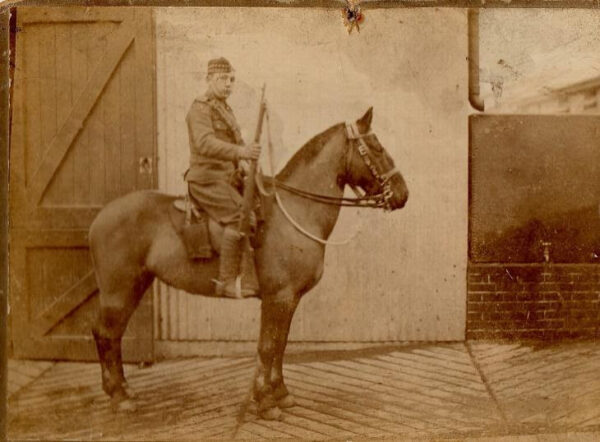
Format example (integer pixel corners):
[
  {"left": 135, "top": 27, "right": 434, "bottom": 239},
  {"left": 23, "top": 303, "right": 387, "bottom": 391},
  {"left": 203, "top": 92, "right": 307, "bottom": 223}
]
[
  {"left": 89, "top": 203, "right": 114, "bottom": 292},
  {"left": 88, "top": 200, "right": 107, "bottom": 294},
  {"left": 88, "top": 193, "right": 127, "bottom": 274}
]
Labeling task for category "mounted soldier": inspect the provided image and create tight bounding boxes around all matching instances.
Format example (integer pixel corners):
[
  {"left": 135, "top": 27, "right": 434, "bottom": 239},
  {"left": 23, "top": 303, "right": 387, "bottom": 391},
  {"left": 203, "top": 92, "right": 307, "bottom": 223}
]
[
  {"left": 185, "top": 57, "right": 261, "bottom": 299},
  {"left": 91, "top": 63, "right": 409, "bottom": 415}
]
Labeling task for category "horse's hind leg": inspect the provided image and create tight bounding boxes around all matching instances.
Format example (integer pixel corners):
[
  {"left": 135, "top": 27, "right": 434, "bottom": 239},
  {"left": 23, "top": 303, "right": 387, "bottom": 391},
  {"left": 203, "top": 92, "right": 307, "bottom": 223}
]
[{"left": 92, "top": 271, "right": 154, "bottom": 411}]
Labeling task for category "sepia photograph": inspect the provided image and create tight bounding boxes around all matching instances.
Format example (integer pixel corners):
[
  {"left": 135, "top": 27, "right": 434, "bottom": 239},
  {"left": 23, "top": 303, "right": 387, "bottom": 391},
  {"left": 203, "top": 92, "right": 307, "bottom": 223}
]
[{"left": 3, "top": 4, "right": 600, "bottom": 441}]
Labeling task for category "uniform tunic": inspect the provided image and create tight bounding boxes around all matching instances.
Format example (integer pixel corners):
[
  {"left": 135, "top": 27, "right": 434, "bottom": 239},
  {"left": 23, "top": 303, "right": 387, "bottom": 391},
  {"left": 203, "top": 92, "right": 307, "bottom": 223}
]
[{"left": 185, "top": 92, "right": 246, "bottom": 226}]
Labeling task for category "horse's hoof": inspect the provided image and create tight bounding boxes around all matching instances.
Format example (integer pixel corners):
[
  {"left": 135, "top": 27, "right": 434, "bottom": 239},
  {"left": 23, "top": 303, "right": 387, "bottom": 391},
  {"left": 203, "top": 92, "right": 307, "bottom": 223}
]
[
  {"left": 112, "top": 398, "right": 137, "bottom": 413},
  {"left": 122, "top": 383, "right": 137, "bottom": 399},
  {"left": 277, "top": 394, "right": 296, "bottom": 409},
  {"left": 259, "top": 406, "right": 282, "bottom": 421},
  {"left": 111, "top": 389, "right": 137, "bottom": 413}
]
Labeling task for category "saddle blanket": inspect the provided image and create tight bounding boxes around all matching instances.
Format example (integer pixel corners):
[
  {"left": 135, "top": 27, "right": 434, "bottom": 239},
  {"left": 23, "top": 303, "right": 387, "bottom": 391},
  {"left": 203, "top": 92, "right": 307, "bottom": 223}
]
[{"left": 169, "top": 198, "right": 213, "bottom": 260}]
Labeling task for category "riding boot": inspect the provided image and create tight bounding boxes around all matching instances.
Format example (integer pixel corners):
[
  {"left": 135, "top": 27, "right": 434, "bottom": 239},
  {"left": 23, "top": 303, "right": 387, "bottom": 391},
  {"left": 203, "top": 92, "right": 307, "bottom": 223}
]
[
  {"left": 215, "top": 227, "right": 257, "bottom": 298},
  {"left": 240, "top": 238, "right": 260, "bottom": 295}
]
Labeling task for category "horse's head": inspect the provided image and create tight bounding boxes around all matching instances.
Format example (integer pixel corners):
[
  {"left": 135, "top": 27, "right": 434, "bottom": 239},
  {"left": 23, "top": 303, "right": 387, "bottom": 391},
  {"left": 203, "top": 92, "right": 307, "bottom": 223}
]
[{"left": 342, "top": 107, "right": 409, "bottom": 210}]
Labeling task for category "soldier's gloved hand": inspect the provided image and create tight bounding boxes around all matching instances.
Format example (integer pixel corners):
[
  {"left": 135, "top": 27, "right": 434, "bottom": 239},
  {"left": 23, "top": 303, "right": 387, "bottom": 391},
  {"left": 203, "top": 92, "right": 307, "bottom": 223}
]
[{"left": 239, "top": 142, "right": 261, "bottom": 161}]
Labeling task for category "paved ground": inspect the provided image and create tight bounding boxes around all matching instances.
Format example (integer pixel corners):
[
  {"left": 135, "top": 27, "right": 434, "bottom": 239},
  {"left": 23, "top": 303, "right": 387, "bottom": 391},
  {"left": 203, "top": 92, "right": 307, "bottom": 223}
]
[{"left": 7, "top": 341, "right": 600, "bottom": 440}]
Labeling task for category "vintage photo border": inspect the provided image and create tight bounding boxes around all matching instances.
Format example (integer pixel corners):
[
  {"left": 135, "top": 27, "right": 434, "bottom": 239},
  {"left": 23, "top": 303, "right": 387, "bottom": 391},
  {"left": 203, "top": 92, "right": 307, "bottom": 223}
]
[{"left": 2, "top": 1, "right": 600, "bottom": 440}]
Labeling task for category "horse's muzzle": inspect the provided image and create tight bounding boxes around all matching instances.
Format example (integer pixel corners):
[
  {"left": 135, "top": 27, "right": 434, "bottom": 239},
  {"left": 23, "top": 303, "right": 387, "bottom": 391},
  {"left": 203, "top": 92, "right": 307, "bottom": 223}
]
[
  {"left": 388, "top": 177, "right": 409, "bottom": 210},
  {"left": 392, "top": 192, "right": 408, "bottom": 210}
]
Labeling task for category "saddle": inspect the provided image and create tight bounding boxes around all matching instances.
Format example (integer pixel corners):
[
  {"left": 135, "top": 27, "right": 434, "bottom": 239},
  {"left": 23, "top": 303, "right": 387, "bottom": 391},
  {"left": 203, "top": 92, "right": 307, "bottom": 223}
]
[{"left": 169, "top": 178, "right": 274, "bottom": 260}]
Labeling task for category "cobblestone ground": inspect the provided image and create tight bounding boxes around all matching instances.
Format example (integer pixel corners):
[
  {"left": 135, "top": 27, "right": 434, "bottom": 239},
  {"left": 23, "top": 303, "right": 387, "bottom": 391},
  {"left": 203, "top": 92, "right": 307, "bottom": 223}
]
[{"left": 7, "top": 342, "right": 600, "bottom": 440}]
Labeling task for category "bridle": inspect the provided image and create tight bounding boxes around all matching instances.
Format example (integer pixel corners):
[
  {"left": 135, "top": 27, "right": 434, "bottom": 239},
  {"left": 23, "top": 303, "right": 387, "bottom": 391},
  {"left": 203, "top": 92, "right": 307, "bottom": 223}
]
[
  {"left": 269, "top": 122, "right": 401, "bottom": 211},
  {"left": 344, "top": 121, "right": 401, "bottom": 211},
  {"left": 256, "top": 117, "right": 402, "bottom": 245}
]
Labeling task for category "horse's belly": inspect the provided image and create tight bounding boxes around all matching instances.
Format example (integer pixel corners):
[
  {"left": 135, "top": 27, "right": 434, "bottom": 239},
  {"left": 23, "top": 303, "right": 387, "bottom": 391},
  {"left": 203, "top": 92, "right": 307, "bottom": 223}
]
[
  {"left": 164, "top": 259, "right": 220, "bottom": 295},
  {"left": 155, "top": 257, "right": 220, "bottom": 295},
  {"left": 147, "top": 227, "right": 221, "bottom": 295}
]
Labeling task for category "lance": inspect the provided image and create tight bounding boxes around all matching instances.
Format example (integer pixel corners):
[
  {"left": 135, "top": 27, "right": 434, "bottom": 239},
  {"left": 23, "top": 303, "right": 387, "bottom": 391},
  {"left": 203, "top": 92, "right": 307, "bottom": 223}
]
[{"left": 238, "top": 84, "right": 267, "bottom": 237}]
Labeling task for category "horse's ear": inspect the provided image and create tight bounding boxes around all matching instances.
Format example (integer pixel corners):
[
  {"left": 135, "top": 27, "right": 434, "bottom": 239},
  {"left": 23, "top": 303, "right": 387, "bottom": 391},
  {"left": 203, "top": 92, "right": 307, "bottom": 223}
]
[{"left": 356, "top": 107, "right": 373, "bottom": 133}]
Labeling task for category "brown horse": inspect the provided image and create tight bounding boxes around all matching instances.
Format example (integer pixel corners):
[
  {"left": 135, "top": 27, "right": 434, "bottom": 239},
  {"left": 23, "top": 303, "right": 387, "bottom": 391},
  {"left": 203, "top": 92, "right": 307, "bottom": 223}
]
[{"left": 90, "top": 107, "right": 409, "bottom": 420}]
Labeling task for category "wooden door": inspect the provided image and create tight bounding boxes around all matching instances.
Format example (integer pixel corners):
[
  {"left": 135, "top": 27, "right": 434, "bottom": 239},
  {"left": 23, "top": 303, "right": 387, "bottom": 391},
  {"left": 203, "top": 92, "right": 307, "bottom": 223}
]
[{"left": 9, "top": 7, "right": 156, "bottom": 361}]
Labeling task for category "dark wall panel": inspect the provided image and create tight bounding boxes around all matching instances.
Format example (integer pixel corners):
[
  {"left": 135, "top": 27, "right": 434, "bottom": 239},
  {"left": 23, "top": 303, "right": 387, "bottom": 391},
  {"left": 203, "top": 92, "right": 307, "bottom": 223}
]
[{"left": 470, "top": 115, "right": 600, "bottom": 263}]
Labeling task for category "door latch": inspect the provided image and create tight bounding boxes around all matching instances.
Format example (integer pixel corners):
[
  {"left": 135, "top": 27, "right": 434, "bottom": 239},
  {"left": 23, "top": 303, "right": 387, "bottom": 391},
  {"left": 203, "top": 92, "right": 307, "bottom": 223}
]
[{"left": 139, "top": 157, "right": 153, "bottom": 175}]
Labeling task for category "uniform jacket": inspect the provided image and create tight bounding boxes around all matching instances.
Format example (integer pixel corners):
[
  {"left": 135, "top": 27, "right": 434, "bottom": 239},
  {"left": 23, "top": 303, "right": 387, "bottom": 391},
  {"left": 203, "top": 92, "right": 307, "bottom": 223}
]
[{"left": 185, "top": 92, "right": 245, "bottom": 183}]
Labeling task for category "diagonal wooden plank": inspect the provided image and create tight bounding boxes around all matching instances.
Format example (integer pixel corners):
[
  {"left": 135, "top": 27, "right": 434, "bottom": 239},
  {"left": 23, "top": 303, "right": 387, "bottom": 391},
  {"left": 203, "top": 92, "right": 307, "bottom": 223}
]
[
  {"left": 280, "top": 412, "right": 356, "bottom": 439},
  {"left": 475, "top": 347, "right": 534, "bottom": 371},
  {"left": 291, "top": 396, "right": 398, "bottom": 438},
  {"left": 7, "top": 360, "right": 53, "bottom": 379},
  {"left": 26, "top": 17, "right": 135, "bottom": 206},
  {"left": 372, "top": 355, "right": 487, "bottom": 390},
  {"left": 498, "top": 362, "right": 600, "bottom": 399},
  {"left": 17, "top": 359, "right": 248, "bottom": 411},
  {"left": 293, "top": 363, "right": 492, "bottom": 430},
  {"left": 252, "top": 416, "right": 330, "bottom": 440},
  {"left": 285, "top": 366, "right": 463, "bottom": 432},
  {"left": 292, "top": 394, "right": 408, "bottom": 436},
  {"left": 492, "top": 353, "right": 592, "bottom": 391},
  {"left": 411, "top": 347, "right": 474, "bottom": 366},
  {"left": 284, "top": 377, "right": 436, "bottom": 434},
  {"left": 236, "top": 421, "right": 292, "bottom": 439},
  {"left": 472, "top": 343, "right": 524, "bottom": 362},
  {"left": 339, "top": 358, "right": 494, "bottom": 413},
  {"left": 32, "top": 270, "right": 97, "bottom": 337}
]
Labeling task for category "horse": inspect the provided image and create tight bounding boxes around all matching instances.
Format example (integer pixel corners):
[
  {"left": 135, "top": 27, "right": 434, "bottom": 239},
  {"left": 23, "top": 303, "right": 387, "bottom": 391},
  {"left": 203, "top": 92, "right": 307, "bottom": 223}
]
[{"left": 89, "top": 107, "right": 409, "bottom": 420}]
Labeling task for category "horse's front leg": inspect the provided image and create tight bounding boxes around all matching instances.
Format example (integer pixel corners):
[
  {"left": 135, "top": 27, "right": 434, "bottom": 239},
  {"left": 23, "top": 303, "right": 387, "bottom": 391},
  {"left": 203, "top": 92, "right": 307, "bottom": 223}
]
[
  {"left": 254, "top": 288, "right": 299, "bottom": 420},
  {"left": 269, "top": 308, "right": 298, "bottom": 410}
]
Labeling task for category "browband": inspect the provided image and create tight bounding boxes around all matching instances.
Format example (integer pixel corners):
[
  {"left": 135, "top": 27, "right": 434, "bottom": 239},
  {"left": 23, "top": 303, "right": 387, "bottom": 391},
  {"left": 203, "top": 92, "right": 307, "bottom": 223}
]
[{"left": 345, "top": 121, "right": 372, "bottom": 140}]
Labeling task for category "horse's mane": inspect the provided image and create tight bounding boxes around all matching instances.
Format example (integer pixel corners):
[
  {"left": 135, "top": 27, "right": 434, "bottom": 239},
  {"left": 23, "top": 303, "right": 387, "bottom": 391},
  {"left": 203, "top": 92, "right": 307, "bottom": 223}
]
[{"left": 276, "top": 123, "right": 344, "bottom": 181}]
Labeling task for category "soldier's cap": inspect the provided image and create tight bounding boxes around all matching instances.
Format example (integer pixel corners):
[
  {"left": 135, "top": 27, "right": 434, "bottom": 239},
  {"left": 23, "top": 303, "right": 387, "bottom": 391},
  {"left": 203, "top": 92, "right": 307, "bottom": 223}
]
[{"left": 207, "top": 57, "right": 233, "bottom": 75}]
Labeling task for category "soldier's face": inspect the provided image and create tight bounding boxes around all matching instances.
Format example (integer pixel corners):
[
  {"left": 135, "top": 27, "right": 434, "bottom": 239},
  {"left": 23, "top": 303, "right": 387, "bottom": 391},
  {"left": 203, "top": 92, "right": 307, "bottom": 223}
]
[{"left": 208, "top": 72, "right": 235, "bottom": 99}]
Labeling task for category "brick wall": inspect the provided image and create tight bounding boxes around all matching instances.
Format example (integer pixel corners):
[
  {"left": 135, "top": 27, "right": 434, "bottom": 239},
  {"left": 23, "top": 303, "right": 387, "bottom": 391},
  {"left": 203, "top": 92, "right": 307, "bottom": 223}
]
[{"left": 467, "top": 264, "right": 600, "bottom": 340}]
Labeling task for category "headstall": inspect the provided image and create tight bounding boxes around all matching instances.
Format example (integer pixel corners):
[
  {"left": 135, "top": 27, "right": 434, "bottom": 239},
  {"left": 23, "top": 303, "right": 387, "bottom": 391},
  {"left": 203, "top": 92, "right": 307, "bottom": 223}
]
[
  {"left": 270, "top": 122, "right": 399, "bottom": 211},
  {"left": 254, "top": 113, "right": 401, "bottom": 245}
]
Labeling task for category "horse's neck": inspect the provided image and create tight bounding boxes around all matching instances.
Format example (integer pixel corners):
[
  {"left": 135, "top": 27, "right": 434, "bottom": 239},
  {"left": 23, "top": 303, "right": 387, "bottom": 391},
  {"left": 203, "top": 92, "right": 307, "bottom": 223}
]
[{"left": 277, "top": 130, "right": 346, "bottom": 240}]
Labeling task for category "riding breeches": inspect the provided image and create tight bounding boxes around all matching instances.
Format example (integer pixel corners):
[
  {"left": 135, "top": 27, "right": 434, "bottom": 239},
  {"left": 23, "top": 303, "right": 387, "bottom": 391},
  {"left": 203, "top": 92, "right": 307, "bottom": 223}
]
[{"left": 188, "top": 180, "right": 243, "bottom": 226}]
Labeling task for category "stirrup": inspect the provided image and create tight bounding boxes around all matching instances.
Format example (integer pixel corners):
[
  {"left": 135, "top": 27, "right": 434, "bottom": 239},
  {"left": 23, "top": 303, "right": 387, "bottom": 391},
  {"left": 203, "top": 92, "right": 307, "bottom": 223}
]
[
  {"left": 235, "top": 275, "right": 242, "bottom": 299},
  {"left": 212, "top": 276, "right": 246, "bottom": 299},
  {"left": 212, "top": 279, "right": 227, "bottom": 297}
]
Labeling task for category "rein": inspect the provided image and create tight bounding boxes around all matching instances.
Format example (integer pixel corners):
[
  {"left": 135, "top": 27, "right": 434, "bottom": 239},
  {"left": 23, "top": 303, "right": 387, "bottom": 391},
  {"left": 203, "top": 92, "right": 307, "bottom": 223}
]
[
  {"left": 256, "top": 109, "right": 399, "bottom": 245},
  {"left": 272, "top": 181, "right": 383, "bottom": 208}
]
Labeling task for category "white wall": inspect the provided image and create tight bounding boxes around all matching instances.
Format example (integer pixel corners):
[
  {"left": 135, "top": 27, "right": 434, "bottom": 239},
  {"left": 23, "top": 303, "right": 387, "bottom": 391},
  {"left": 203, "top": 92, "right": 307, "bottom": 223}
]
[{"left": 155, "top": 7, "right": 469, "bottom": 342}]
